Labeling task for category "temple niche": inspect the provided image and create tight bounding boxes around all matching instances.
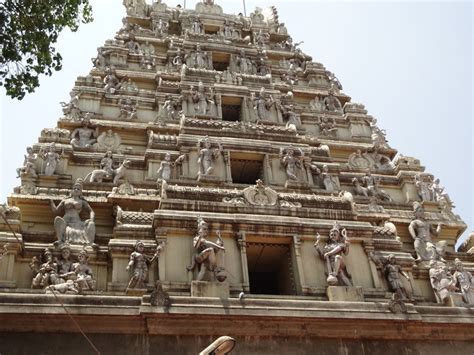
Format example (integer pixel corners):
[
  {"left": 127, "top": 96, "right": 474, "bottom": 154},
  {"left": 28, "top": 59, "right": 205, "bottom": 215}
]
[{"left": 0, "top": 0, "right": 472, "bottom": 354}]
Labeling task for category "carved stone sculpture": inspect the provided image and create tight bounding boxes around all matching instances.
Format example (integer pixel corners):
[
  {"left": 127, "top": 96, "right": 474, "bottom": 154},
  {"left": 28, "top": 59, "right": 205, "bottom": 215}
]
[
  {"left": 186, "top": 44, "right": 211, "bottom": 69},
  {"left": 190, "top": 82, "right": 217, "bottom": 116},
  {"left": 157, "top": 95, "right": 182, "bottom": 121},
  {"left": 352, "top": 177, "right": 369, "bottom": 197},
  {"left": 85, "top": 152, "right": 131, "bottom": 185},
  {"left": 310, "top": 96, "right": 324, "bottom": 111},
  {"left": 91, "top": 47, "right": 111, "bottom": 69},
  {"left": 314, "top": 222, "right": 352, "bottom": 286},
  {"left": 254, "top": 87, "right": 275, "bottom": 122},
  {"left": 321, "top": 165, "right": 340, "bottom": 192},
  {"left": 190, "top": 16, "right": 204, "bottom": 35},
  {"left": 123, "top": 0, "right": 147, "bottom": 17},
  {"left": 414, "top": 173, "right": 436, "bottom": 202},
  {"left": 327, "top": 71, "right": 343, "bottom": 92},
  {"left": 16, "top": 146, "right": 38, "bottom": 178},
  {"left": 30, "top": 248, "right": 59, "bottom": 289},
  {"left": 318, "top": 116, "right": 337, "bottom": 136},
  {"left": 187, "top": 217, "right": 226, "bottom": 282},
  {"left": 120, "top": 97, "right": 138, "bottom": 120},
  {"left": 103, "top": 68, "right": 121, "bottom": 94},
  {"left": 281, "top": 104, "right": 301, "bottom": 131},
  {"left": 50, "top": 179, "right": 96, "bottom": 246},
  {"left": 126, "top": 241, "right": 163, "bottom": 290},
  {"left": 429, "top": 259, "right": 457, "bottom": 304},
  {"left": 60, "top": 91, "right": 82, "bottom": 120},
  {"left": 371, "top": 253, "right": 412, "bottom": 300},
  {"left": 40, "top": 143, "right": 62, "bottom": 176},
  {"left": 153, "top": 18, "right": 169, "bottom": 37},
  {"left": 242, "top": 180, "right": 278, "bottom": 206},
  {"left": 408, "top": 202, "right": 446, "bottom": 262},
  {"left": 157, "top": 152, "right": 185, "bottom": 181},
  {"left": 70, "top": 115, "right": 99, "bottom": 148},
  {"left": 323, "top": 90, "right": 343, "bottom": 113},
  {"left": 235, "top": 49, "right": 254, "bottom": 74},
  {"left": 362, "top": 172, "right": 392, "bottom": 201},
  {"left": 197, "top": 136, "right": 223, "bottom": 177},
  {"left": 72, "top": 250, "right": 96, "bottom": 291},
  {"left": 97, "top": 130, "right": 122, "bottom": 152},
  {"left": 57, "top": 244, "right": 74, "bottom": 276},
  {"left": 453, "top": 258, "right": 473, "bottom": 304},
  {"left": 280, "top": 147, "right": 304, "bottom": 181}
]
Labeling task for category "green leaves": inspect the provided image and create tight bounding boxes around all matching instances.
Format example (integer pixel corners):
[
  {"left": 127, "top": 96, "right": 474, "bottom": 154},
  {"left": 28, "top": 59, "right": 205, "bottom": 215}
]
[{"left": 0, "top": 0, "right": 93, "bottom": 99}]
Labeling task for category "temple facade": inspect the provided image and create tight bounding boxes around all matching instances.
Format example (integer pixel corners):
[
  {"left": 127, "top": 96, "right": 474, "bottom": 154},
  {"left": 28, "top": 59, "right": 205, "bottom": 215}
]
[{"left": 0, "top": 1, "right": 473, "bottom": 354}]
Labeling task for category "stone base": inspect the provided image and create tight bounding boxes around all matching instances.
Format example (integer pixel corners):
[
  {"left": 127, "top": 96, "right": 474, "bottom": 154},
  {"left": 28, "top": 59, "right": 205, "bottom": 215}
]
[
  {"left": 197, "top": 174, "right": 221, "bottom": 184},
  {"left": 327, "top": 286, "right": 364, "bottom": 302},
  {"left": 191, "top": 281, "right": 229, "bottom": 298},
  {"left": 284, "top": 180, "right": 308, "bottom": 190},
  {"left": 125, "top": 288, "right": 147, "bottom": 296}
]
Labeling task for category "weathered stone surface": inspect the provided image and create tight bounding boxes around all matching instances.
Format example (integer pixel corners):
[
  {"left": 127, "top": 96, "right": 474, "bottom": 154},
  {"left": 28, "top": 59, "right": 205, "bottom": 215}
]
[
  {"left": 327, "top": 286, "right": 364, "bottom": 302},
  {"left": 191, "top": 281, "right": 230, "bottom": 298}
]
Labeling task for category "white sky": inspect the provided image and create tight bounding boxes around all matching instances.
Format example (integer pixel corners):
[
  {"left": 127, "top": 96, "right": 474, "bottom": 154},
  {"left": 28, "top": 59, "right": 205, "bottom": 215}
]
[{"left": 0, "top": 0, "right": 472, "bottom": 246}]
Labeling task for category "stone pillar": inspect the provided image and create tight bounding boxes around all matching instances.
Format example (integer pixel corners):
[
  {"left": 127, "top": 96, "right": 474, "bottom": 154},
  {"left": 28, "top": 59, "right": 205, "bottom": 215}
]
[
  {"left": 264, "top": 154, "right": 273, "bottom": 185},
  {"left": 292, "top": 235, "right": 308, "bottom": 295},
  {"left": 237, "top": 232, "right": 250, "bottom": 293},
  {"left": 0, "top": 237, "right": 22, "bottom": 288},
  {"left": 223, "top": 151, "right": 232, "bottom": 183},
  {"left": 155, "top": 228, "right": 168, "bottom": 282}
]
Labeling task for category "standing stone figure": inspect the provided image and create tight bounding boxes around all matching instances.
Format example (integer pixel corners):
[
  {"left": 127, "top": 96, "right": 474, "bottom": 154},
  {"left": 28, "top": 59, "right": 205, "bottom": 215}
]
[
  {"left": 190, "top": 82, "right": 215, "bottom": 116},
  {"left": 314, "top": 222, "right": 352, "bottom": 286},
  {"left": 50, "top": 179, "right": 96, "bottom": 246},
  {"left": 323, "top": 89, "right": 343, "bottom": 113},
  {"left": 187, "top": 217, "right": 226, "bottom": 282},
  {"left": 60, "top": 91, "right": 82, "bottom": 120},
  {"left": 371, "top": 253, "right": 412, "bottom": 300},
  {"left": 321, "top": 164, "right": 340, "bottom": 192},
  {"left": 415, "top": 173, "right": 435, "bottom": 202},
  {"left": 40, "top": 143, "right": 62, "bottom": 176},
  {"left": 254, "top": 87, "right": 275, "bottom": 122},
  {"left": 429, "top": 259, "right": 457, "bottom": 304},
  {"left": 453, "top": 258, "right": 473, "bottom": 304},
  {"left": 70, "top": 115, "right": 99, "bottom": 148},
  {"left": 279, "top": 147, "right": 304, "bottom": 181},
  {"left": 408, "top": 202, "right": 446, "bottom": 263},
  {"left": 103, "top": 68, "right": 121, "bottom": 94},
  {"left": 126, "top": 241, "right": 163, "bottom": 290},
  {"left": 197, "top": 137, "right": 223, "bottom": 177},
  {"left": 157, "top": 153, "right": 185, "bottom": 182},
  {"left": 16, "top": 146, "right": 38, "bottom": 178},
  {"left": 362, "top": 171, "right": 392, "bottom": 201}
]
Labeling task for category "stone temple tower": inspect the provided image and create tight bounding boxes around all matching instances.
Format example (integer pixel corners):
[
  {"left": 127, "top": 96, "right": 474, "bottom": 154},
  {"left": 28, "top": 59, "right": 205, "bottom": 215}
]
[{"left": 0, "top": 1, "right": 473, "bottom": 353}]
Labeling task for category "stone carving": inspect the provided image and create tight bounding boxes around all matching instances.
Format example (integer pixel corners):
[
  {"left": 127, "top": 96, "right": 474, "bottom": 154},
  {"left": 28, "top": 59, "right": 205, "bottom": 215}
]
[
  {"left": 314, "top": 222, "right": 352, "bottom": 286},
  {"left": 40, "top": 143, "right": 63, "bottom": 176},
  {"left": 235, "top": 49, "right": 254, "bottom": 74},
  {"left": 97, "top": 130, "right": 122, "bottom": 152},
  {"left": 369, "top": 118, "right": 389, "bottom": 149},
  {"left": 323, "top": 90, "right": 343, "bottom": 113},
  {"left": 220, "top": 19, "right": 239, "bottom": 39},
  {"left": 153, "top": 18, "right": 169, "bottom": 37},
  {"left": 429, "top": 260, "right": 457, "bottom": 304},
  {"left": 243, "top": 180, "right": 278, "bottom": 206},
  {"left": 126, "top": 241, "right": 163, "bottom": 290},
  {"left": 41, "top": 127, "right": 71, "bottom": 141},
  {"left": 119, "top": 97, "right": 138, "bottom": 120},
  {"left": 253, "top": 87, "right": 275, "bottom": 122},
  {"left": 351, "top": 177, "right": 368, "bottom": 197},
  {"left": 327, "top": 71, "right": 343, "bottom": 92},
  {"left": 123, "top": 0, "right": 147, "bottom": 17},
  {"left": 361, "top": 172, "right": 392, "bottom": 201},
  {"left": 190, "top": 82, "right": 217, "bottom": 116},
  {"left": 453, "top": 258, "right": 473, "bottom": 304},
  {"left": 250, "top": 7, "right": 265, "bottom": 25},
  {"left": 103, "top": 68, "right": 121, "bottom": 94},
  {"left": 253, "top": 29, "right": 270, "bottom": 48},
  {"left": 16, "top": 146, "right": 38, "bottom": 178},
  {"left": 120, "top": 77, "right": 139, "bottom": 93},
  {"left": 370, "top": 253, "right": 412, "bottom": 301},
  {"left": 30, "top": 248, "right": 59, "bottom": 289},
  {"left": 408, "top": 202, "right": 446, "bottom": 263},
  {"left": 60, "top": 91, "right": 82, "bottom": 120},
  {"left": 113, "top": 181, "right": 136, "bottom": 195},
  {"left": 156, "top": 95, "right": 183, "bottom": 122},
  {"left": 279, "top": 147, "right": 304, "bottom": 181},
  {"left": 321, "top": 165, "right": 340, "bottom": 192},
  {"left": 92, "top": 47, "right": 111, "bottom": 69},
  {"left": 415, "top": 173, "right": 435, "bottom": 202},
  {"left": 281, "top": 104, "right": 301, "bottom": 131},
  {"left": 431, "top": 178, "right": 453, "bottom": 207},
  {"left": 186, "top": 44, "right": 212, "bottom": 69},
  {"left": 281, "top": 61, "right": 299, "bottom": 85},
  {"left": 140, "top": 42, "right": 156, "bottom": 70},
  {"left": 150, "top": 281, "right": 171, "bottom": 307},
  {"left": 317, "top": 116, "right": 337, "bottom": 137},
  {"left": 348, "top": 150, "right": 371, "bottom": 169},
  {"left": 190, "top": 16, "right": 204, "bottom": 35},
  {"left": 70, "top": 115, "right": 99, "bottom": 148},
  {"left": 310, "top": 96, "right": 324, "bottom": 111},
  {"left": 50, "top": 179, "right": 96, "bottom": 246},
  {"left": 125, "top": 34, "right": 141, "bottom": 54},
  {"left": 85, "top": 152, "right": 131, "bottom": 185},
  {"left": 170, "top": 48, "right": 184, "bottom": 68},
  {"left": 197, "top": 136, "right": 223, "bottom": 177},
  {"left": 157, "top": 152, "right": 185, "bottom": 181},
  {"left": 187, "top": 217, "right": 226, "bottom": 282}
]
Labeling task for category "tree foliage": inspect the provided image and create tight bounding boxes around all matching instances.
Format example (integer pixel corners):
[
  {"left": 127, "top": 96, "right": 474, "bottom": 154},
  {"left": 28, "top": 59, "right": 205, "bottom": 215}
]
[{"left": 0, "top": 0, "right": 93, "bottom": 100}]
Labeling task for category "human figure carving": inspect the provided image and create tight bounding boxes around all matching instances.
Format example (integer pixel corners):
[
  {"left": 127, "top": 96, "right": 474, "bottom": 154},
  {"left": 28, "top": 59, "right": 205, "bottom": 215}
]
[
  {"left": 60, "top": 91, "right": 81, "bottom": 120},
  {"left": 30, "top": 249, "right": 59, "bottom": 289},
  {"left": 321, "top": 165, "right": 339, "bottom": 192},
  {"left": 254, "top": 87, "right": 275, "bottom": 122},
  {"left": 323, "top": 89, "right": 343, "bottom": 113},
  {"left": 279, "top": 147, "right": 304, "bottom": 181},
  {"left": 40, "top": 143, "right": 63, "bottom": 176},
  {"left": 362, "top": 171, "right": 392, "bottom": 201},
  {"left": 103, "top": 68, "right": 121, "bottom": 94},
  {"left": 429, "top": 259, "right": 457, "bottom": 304},
  {"left": 371, "top": 253, "right": 412, "bottom": 300},
  {"left": 197, "top": 137, "right": 223, "bottom": 176},
  {"left": 126, "top": 241, "right": 163, "bottom": 290},
  {"left": 16, "top": 146, "right": 38, "bottom": 178},
  {"left": 50, "top": 179, "right": 96, "bottom": 246},
  {"left": 314, "top": 222, "right": 352, "bottom": 286},
  {"left": 453, "top": 258, "right": 473, "bottom": 304},
  {"left": 187, "top": 217, "right": 226, "bottom": 282},
  {"left": 70, "top": 115, "right": 99, "bottom": 148},
  {"left": 157, "top": 153, "right": 185, "bottom": 181}
]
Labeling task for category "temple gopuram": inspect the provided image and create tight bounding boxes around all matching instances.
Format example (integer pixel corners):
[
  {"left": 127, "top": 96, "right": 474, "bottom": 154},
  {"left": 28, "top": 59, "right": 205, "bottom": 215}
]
[{"left": 1, "top": 1, "right": 473, "bottom": 354}]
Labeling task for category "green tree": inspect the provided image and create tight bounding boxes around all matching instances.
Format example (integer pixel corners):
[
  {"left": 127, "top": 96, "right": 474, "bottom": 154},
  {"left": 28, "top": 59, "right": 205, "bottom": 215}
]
[{"left": 0, "top": 0, "right": 93, "bottom": 100}]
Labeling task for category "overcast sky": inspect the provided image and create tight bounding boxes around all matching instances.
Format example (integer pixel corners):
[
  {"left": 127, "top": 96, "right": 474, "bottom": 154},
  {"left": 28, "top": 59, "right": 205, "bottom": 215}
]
[{"left": 1, "top": 0, "right": 472, "bottom": 246}]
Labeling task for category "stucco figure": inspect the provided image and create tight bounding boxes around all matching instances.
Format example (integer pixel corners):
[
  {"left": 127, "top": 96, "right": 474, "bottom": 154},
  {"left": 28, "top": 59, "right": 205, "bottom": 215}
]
[
  {"left": 16, "top": 146, "right": 38, "bottom": 178},
  {"left": 126, "top": 241, "right": 163, "bottom": 290},
  {"left": 197, "top": 136, "right": 223, "bottom": 176},
  {"left": 70, "top": 115, "right": 98, "bottom": 148}
]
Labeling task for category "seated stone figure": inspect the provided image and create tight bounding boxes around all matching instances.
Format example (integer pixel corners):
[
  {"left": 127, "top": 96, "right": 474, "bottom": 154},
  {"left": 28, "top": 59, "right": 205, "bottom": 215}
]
[
  {"left": 50, "top": 179, "right": 96, "bottom": 246},
  {"left": 187, "top": 217, "right": 226, "bottom": 282},
  {"left": 30, "top": 248, "right": 60, "bottom": 289},
  {"left": 314, "top": 221, "right": 352, "bottom": 286},
  {"left": 70, "top": 115, "right": 98, "bottom": 148}
]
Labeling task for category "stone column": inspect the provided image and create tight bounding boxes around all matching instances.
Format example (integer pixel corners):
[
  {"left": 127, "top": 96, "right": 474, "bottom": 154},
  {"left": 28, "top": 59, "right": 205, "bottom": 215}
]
[
  {"left": 223, "top": 151, "right": 232, "bottom": 183},
  {"left": 237, "top": 232, "right": 250, "bottom": 293},
  {"left": 155, "top": 228, "right": 168, "bottom": 281},
  {"left": 292, "top": 235, "right": 308, "bottom": 295},
  {"left": 264, "top": 154, "right": 273, "bottom": 185}
]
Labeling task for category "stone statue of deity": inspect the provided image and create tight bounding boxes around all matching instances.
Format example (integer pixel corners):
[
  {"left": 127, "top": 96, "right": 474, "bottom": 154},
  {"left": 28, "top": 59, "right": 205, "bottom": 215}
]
[
  {"left": 70, "top": 115, "right": 99, "bottom": 148},
  {"left": 314, "top": 222, "right": 352, "bottom": 286},
  {"left": 16, "top": 146, "right": 38, "bottom": 178},
  {"left": 428, "top": 259, "right": 457, "bottom": 304},
  {"left": 453, "top": 258, "right": 473, "bottom": 304},
  {"left": 190, "top": 81, "right": 217, "bottom": 116},
  {"left": 50, "top": 179, "right": 96, "bottom": 246},
  {"left": 370, "top": 253, "right": 412, "bottom": 300},
  {"left": 157, "top": 152, "right": 185, "bottom": 182},
  {"left": 126, "top": 241, "right": 163, "bottom": 290},
  {"left": 408, "top": 202, "right": 446, "bottom": 263},
  {"left": 30, "top": 248, "right": 60, "bottom": 289},
  {"left": 253, "top": 87, "right": 275, "bottom": 122},
  {"left": 40, "top": 143, "right": 63, "bottom": 176},
  {"left": 187, "top": 217, "right": 226, "bottom": 282},
  {"left": 279, "top": 147, "right": 304, "bottom": 181},
  {"left": 197, "top": 136, "right": 223, "bottom": 177}
]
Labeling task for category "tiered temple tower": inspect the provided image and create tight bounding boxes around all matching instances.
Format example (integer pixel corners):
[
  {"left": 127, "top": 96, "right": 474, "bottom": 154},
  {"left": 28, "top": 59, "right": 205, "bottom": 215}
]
[{"left": 0, "top": 1, "right": 473, "bottom": 353}]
